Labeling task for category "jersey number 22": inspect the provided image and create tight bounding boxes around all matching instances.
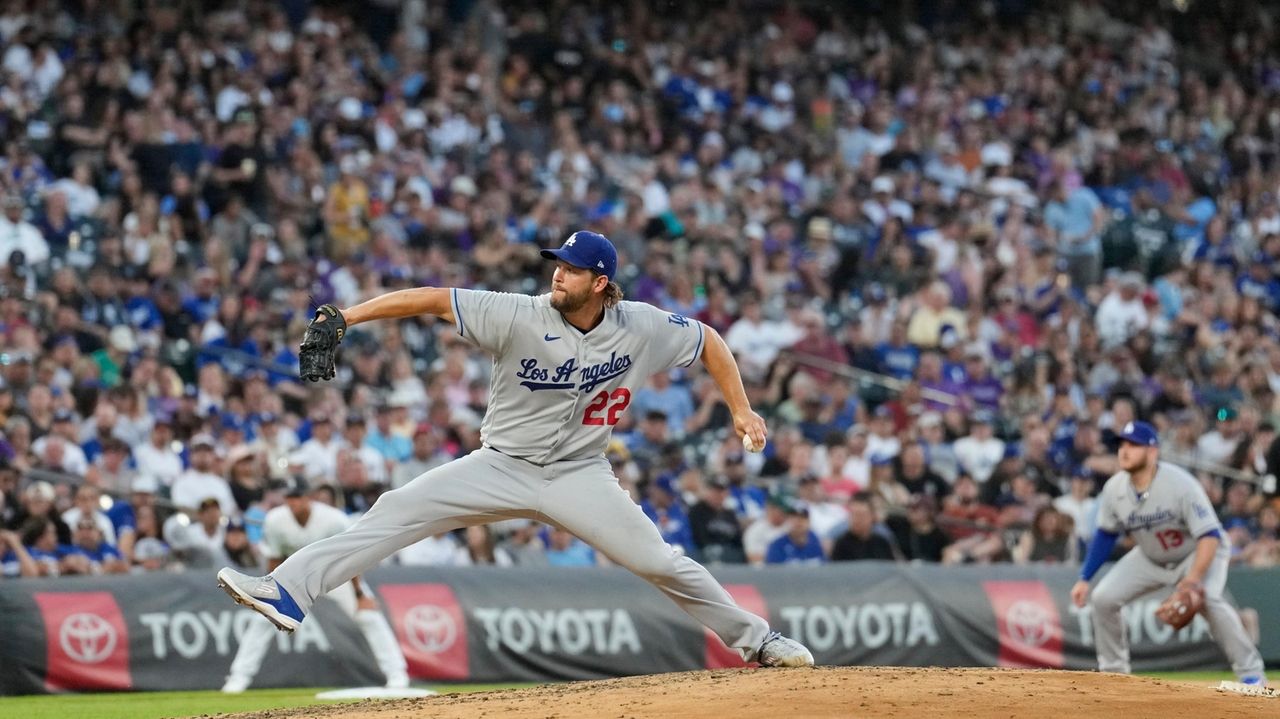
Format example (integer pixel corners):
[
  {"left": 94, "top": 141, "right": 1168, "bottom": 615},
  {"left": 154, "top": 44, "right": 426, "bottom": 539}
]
[{"left": 583, "top": 389, "right": 631, "bottom": 426}]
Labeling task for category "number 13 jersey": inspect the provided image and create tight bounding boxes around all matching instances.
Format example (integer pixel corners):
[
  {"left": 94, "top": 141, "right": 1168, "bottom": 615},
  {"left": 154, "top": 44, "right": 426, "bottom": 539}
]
[{"left": 1096, "top": 461, "right": 1227, "bottom": 564}]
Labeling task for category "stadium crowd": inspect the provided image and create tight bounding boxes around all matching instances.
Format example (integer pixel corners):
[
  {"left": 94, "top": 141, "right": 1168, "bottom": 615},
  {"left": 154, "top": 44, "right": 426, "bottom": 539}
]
[{"left": 2, "top": 0, "right": 1280, "bottom": 578}]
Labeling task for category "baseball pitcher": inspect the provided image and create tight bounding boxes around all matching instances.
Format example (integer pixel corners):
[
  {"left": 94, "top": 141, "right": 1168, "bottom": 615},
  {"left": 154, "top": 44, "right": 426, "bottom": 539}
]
[
  {"left": 1070, "top": 421, "right": 1266, "bottom": 683},
  {"left": 218, "top": 231, "right": 813, "bottom": 668},
  {"left": 222, "top": 484, "right": 409, "bottom": 692}
]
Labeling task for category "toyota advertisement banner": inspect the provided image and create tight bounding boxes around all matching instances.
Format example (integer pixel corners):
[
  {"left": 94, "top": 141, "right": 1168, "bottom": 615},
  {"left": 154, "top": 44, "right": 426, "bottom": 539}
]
[{"left": 0, "top": 564, "right": 1274, "bottom": 695}]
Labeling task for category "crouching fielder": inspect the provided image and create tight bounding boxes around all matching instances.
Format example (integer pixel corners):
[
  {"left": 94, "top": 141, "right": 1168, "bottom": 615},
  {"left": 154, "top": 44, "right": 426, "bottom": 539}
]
[
  {"left": 222, "top": 484, "right": 408, "bottom": 693},
  {"left": 1070, "top": 421, "right": 1265, "bottom": 684}
]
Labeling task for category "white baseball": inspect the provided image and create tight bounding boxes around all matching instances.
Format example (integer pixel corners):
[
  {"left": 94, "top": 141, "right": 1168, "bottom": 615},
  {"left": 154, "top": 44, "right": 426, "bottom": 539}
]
[{"left": 743, "top": 434, "right": 764, "bottom": 453}]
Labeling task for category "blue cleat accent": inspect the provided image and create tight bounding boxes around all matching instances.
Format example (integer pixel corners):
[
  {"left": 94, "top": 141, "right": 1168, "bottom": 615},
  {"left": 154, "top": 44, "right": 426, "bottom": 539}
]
[
  {"left": 217, "top": 567, "right": 305, "bottom": 633},
  {"left": 1240, "top": 675, "right": 1264, "bottom": 685}
]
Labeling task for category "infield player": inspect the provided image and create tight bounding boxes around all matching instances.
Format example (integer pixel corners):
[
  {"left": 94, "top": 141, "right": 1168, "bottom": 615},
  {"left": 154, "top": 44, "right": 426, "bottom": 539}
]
[
  {"left": 1070, "top": 421, "right": 1265, "bottom": 684},
  {"left": 218, "top": 230, "right": 814, "bottom": 668},
  {"left": 221, "top": 483, "right": 409, "bottom": 693}
]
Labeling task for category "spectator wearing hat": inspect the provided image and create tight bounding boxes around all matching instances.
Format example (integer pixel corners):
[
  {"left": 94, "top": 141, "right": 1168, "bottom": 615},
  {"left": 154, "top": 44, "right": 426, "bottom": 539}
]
[
  {"left": 953, "top": 410, "right": 1005, "bottom": 486},
  {"left": 1094, "top": 272, "right": 1150, "bottom": 350},
  {"left": 65, "top": 514, "right": 128, "bottom": 575},
  {"left": 366, "top": 405, "right": 412, "bottom": 464},
  {"left": 0, "top": 192, "right": 50, "bottom": 266},
  {"left": 686, "top": 475, "right": 745, "bottom": 564},
  {"left": 132, "top": 415, "right": 183, "bottom": 489},
  {"left": 958, "top": 347, "right": 1004, "bottom": 412},
  {"left": 1197, "top": 406, "right": 1243, "bottom": 467},
  {"left": 742, "top": 495, "right": 792, "bottom": 566},
  {"left": 84, "top": 437, "right": 135, "bottom": 495},
  {"left": 341, "top": 414, "right": 390, "bottom": 486},
  {"left": 226, "top": 444, "right": 265, "bottom": 514},
  {"left": 31, "top": 409, "right": 89, "bottom": 477},
  {"left": 765, "top": 501, "right": 826, "bottom": 565},
  {"left": 288, "top": 413, "right": 341, "bottom": 484},
  {"left": 831, "top": 492, "right": 900, "bottom": 562},
  {"left": 902, "top": 495, "right": 951, "bottom": 562},
  {"left": 1055, "top": 470, "right": 1100, "bottom": 547},
  {"left": 171, "top": 435, "right": 237, "bottom": 516},
  {"left": 222, "top": 520, "right": 261, "bottom": 571},
  {"left": 865, "top": 407, "right": 902, "bottom": 461}
]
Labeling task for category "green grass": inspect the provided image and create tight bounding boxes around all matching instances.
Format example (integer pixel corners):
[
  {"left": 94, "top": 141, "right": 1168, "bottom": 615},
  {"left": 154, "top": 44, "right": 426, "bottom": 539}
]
[
  {"left": 0, "top": 683, "right": 539, "bottom": 719},
  {"left": 1139, "top": 670, "right": 1240, "bottom": 683}
]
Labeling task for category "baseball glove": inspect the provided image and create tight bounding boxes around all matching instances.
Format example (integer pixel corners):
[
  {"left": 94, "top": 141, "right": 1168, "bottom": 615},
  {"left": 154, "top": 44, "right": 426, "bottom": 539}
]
[
  {"left": 1155, "top": 580, "right": 1205, "bottom": 630},
  {"left": 298, "top": 304, "right": 347, "bottom": 382}
]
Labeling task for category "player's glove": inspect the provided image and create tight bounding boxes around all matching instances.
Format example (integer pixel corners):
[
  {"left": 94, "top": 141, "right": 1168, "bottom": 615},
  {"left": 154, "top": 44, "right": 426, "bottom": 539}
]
[
  {"left": 1155, "top": 579, "right": 1204, "bottom": 630},
  {"left": 298, "top": 304, "right": 347, "bottom": 382}
]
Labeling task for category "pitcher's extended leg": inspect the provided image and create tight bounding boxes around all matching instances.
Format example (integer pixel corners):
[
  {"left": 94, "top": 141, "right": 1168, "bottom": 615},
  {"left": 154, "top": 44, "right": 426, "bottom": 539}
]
[
  {"left": 540, "top": 460, "right": 769, "bottom": 661},
  {"left": 275, "top": 451, "right": 533, "bottom": 611}
]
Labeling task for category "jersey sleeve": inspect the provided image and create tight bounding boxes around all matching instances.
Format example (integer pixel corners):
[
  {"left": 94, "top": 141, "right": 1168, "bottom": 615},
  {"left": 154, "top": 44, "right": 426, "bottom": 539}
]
[
  {"left": 637, "top": 304, "right": 706, "bottom": 373},
  {"left": 1180, "top": 476, "right": 1222, "bottom": 538},
  {"left": 450, "top": 289, "right": 528, "bottom": 354}
]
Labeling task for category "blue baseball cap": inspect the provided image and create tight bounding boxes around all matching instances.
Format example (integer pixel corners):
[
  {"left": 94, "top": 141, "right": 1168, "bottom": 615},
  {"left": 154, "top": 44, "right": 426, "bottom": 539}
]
[
  {"left": 1115, "top": 420, "right": 1159, "bottom": 447},
  {"left": 540, "top": 231, "right": 618, "bottom": 280}
]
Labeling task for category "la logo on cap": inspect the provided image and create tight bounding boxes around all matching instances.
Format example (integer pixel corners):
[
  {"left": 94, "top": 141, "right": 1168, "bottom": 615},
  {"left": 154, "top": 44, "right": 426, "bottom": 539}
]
[
  {"left": 564, "top": 235, "right": 577, "bottom": 247},
  {"left": 1124, "top": 422, "right": 1135, "bottom": 433}
]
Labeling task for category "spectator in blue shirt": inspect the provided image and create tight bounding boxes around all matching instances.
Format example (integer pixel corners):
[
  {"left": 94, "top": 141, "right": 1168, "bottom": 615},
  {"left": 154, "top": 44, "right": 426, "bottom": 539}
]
[
  {"left": 1044, "top": 180, "right": 1106, "bottom": 288},
  {"left": 544, "top": 527, "right": 598, "bottom": 567},
  {"left": 66, "top": 518, "right": 128, "bottom": 574},
  {"left": 365, "top": 405, "right": 412, "bottom": 463},
  {"left": 631, "top": 371, "right": 695, "bottom": 439},
  {"left": 765, "top": 503, "right": 826, "bottom": 565},
  {"left": 640, "top": 478, "right": 697, "bottom": 558}
]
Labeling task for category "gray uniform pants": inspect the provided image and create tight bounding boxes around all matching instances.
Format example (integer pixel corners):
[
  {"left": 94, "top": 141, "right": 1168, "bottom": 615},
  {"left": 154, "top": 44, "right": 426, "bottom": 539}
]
[
  {"left": 272, "top": 448, "right": 769, "bottom": 660},
  {"left": 1091, "top": 548, "right": 1264, "bottom": 678}
]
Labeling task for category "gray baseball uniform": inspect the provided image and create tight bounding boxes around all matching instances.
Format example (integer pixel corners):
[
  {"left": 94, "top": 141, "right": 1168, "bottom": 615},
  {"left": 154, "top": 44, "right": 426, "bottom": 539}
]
[
  {"left": 269, "top": 291, "right": 769, "bottom": 659},
  {"left": 1089, "top": 461, "right": 1264, "bottom": 677}
]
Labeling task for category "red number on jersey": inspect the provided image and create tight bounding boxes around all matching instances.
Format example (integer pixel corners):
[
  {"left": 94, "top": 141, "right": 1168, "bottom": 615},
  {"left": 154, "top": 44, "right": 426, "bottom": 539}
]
[
  {"left": 1156, "top": 529, "right": 1183, "bottom": 551},
  {"left": 582, "top": 389, "right": 631, "bottom": 426}
]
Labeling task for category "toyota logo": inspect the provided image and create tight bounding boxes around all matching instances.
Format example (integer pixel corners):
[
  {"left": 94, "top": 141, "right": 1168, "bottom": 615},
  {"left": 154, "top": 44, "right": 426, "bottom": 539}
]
[
  {"left": 59, "top": 613, "right": 117, "bottom": 664},
  {"left": 1006, "top": 600, "right": 1054, "bottom": 647},
  {"left": 403, "top": 605, "right": 456, "bottom": 654}
]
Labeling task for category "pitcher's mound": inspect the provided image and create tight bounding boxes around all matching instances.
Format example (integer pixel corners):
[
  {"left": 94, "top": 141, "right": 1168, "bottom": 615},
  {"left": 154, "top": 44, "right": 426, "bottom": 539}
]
[{"left": 235, "top": 667, "right": 1275, "bottom": 719}]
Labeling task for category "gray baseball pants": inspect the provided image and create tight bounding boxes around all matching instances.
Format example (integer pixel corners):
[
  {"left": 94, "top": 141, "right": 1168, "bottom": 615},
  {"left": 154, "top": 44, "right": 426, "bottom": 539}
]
[
  {"left": 272, "top": 448, "right": 769, "bottom": 660},
  {"left": 1090, "top": 547, "right": 1265, "bottom": 678}
]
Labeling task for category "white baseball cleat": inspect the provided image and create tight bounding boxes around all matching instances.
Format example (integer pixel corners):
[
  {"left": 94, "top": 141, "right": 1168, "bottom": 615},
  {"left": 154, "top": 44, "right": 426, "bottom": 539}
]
[
  {"left": 221, "top": 674, "right": 251, "bottom": 694},
  {"left": 755, "top": 630, "right": 815, "bottom": 668},
  {"left": 217, "top": 567, "right": 306, "bottom": 633}
]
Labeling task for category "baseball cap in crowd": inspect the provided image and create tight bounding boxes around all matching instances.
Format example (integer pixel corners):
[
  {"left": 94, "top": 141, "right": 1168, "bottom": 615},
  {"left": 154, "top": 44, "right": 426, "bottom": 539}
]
[
  {"left": 1115, "top": 421, "right": 1159, "bottom": 447},
  {"left": 190, "top": 433, "right": 217, "bottom": 450},
  {"left": 133, "top": 537, "right": 169, "bottom": 562},
  {"left": 53, "top": 409, "right": 76, "bottom": 423},
  {"left": 706, "top": 475, "right": 730, "bottom": 490},
  {"left": 540, "top": 231, "right": 618, "bottom": 280},
  {"left": 787, "top": 500, "right": 811, "bottom": 517},
  {"left": 971, "top": 409, "right": 996, "bottom": 425}
]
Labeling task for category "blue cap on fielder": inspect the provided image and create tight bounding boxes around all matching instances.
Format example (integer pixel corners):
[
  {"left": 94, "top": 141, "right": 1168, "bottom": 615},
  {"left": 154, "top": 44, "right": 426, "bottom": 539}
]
[
  {"left": 541, "top": 231, "right": 617, "bottom": 280},
  {"left": 1115, "top": 420, "right": 1159, "bottom": 447}
]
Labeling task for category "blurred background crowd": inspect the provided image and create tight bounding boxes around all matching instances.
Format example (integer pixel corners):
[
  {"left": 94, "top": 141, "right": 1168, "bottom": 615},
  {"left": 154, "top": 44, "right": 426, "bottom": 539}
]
[{"left": 2, "top": 0, "right": 1280, "bottom": 579}]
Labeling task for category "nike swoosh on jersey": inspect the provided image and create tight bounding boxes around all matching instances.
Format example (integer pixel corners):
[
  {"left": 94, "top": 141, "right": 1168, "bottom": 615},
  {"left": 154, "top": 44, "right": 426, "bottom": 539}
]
[{"left": 544, "top": 334, "right": 559, "bottom": 341}]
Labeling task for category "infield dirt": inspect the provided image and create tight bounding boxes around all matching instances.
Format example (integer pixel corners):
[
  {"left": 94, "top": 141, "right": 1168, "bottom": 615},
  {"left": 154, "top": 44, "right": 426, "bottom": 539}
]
[{"left": 225, "top": 666, "right": 1276, "bottom": 719}]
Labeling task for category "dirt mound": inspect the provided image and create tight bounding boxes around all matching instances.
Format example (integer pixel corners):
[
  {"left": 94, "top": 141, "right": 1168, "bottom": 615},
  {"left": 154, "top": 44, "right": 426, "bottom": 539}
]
[{"left": 228, "top": 667, "right": 1275, "bottom": 719}]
